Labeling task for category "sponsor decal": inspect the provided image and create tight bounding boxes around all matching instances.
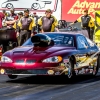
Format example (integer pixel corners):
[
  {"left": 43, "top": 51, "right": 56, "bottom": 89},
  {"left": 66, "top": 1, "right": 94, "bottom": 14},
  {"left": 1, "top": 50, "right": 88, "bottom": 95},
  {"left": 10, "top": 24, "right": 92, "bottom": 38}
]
[
  {"left": 62, "top": 0, "right": 100, "bottom": 21},
  {"left": 78, "top": 68, "right": 86, "bottom": 74},
  {"left": 74, "top": 63, "right": 79, "bottom": 68},
  {"left": 63, "top": 59, "right": 69, "bottom": 63},
  {"left": 67, "top": 0, "right": 97, "bottom": 16},
  {"left": 89, "top": 69, "right": 93, "bottom": 73},
  {"left": 86, "top": 68, "right": 89, "bottom": 73},
  {"left": 89, "top": 66, "right": 93, "bottom": 68},
  {"left": 55, "top": 71, "right": 60, "bottom": 75},
  {"left": 75, "top": 70, "right": 79, "bottom": 75}
]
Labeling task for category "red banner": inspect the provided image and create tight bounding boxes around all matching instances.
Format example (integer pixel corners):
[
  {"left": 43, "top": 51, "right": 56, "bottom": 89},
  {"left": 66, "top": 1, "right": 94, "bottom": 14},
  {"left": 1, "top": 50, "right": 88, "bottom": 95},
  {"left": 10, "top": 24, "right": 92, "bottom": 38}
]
[{"left": 61, "top": 0, "right": 100, "bottom": 22}]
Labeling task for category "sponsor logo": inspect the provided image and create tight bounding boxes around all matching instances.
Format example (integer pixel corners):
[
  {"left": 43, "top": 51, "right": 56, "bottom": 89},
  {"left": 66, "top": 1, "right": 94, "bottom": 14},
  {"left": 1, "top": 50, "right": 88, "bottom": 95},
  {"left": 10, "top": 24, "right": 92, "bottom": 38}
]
[
  {"left": 90, "top": 69, "right": 93, "bottom": 73},
  {"left": 67, "top": 0, "right": 100, "bottom": 18},
  {"left": 63, "top": 59, "right": 69, "bottom": 63},
  {"left": 55, "top": 71, "right": 60, "bottom": 75},
  {"left": 75, "top": 70, "right": 79, "bottom": 75}
]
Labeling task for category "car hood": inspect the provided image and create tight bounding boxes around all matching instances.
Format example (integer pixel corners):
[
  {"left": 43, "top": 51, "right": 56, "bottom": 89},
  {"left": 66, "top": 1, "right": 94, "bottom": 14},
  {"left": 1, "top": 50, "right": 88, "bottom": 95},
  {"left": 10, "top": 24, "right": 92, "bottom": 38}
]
[{"left": 6, "top": 46, "right": 76, "bottom": 60}]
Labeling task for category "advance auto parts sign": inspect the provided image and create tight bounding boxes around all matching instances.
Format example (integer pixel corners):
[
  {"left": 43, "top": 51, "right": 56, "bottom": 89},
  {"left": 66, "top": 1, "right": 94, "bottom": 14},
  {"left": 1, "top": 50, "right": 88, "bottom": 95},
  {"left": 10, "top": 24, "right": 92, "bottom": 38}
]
[{"left": 62, "top": 0, "right": 100, "bottom": 22}]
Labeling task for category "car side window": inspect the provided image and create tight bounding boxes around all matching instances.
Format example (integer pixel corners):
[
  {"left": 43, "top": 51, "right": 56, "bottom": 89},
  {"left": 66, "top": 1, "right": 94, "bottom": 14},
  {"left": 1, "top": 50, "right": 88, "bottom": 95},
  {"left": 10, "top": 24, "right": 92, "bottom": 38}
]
[
  {"left": 77, "top": 36, "right": 89, "bottom": 49},
  {"left": 86, "top": 37, "right": 96, "bottom": 48}
]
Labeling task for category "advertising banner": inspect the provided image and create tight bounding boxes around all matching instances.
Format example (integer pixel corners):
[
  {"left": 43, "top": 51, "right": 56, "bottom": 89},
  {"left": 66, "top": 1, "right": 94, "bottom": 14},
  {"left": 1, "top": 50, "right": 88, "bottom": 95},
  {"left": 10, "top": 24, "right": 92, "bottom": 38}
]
[
  {"left": 0, "top": 0, "right": 61, "bottom": 20},
  {"left": 62, "top": 0, "right": 100, "bottom": 22}
]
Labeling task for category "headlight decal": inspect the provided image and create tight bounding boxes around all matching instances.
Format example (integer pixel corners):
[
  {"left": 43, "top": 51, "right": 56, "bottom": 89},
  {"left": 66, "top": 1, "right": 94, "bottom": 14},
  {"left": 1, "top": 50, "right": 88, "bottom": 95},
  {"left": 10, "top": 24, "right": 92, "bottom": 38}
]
[
  {"left": 1, "top": 56, "right": 12, "bottom": 63},
  {"left": 42, "top": 56, "right": 62, "bottom": 63}
]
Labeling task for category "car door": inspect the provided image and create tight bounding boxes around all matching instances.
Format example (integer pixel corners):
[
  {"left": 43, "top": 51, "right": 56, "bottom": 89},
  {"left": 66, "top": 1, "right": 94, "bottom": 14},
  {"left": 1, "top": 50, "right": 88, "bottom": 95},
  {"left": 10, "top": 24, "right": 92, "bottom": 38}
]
[
  {"left": 75, "top": 35, "right": 91, "bottom": 71},
  {"left": 77, "top": 35, "right": 90, "bottom": 55},
  {"left": 75, "top": 35, "right": 99, "bottom": 75},
  {"left": 86, "top": 37, "right": 99, "bottom": 54}
]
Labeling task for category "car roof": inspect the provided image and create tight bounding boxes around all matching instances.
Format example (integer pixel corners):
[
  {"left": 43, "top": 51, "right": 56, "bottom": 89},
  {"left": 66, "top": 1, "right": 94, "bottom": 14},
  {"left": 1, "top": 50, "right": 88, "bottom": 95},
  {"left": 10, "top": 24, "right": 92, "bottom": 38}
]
[{"left": 43, "top": 32, "right": 83, "bottom": 36}]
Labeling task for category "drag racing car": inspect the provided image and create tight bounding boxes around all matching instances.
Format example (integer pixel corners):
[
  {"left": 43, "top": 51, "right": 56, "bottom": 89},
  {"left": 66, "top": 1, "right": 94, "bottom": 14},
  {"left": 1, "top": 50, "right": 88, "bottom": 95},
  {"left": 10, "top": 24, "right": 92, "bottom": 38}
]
[{"left": 0, "top": 32, "right": 100, "bottom": 79}]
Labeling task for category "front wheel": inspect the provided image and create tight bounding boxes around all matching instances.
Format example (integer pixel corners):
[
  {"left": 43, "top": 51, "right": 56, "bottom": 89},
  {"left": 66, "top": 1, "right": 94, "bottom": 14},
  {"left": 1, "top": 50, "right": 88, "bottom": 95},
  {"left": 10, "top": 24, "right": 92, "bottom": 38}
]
[
  {"left": 8, "top": 75, "right": 18, "bottom": 79},
  {"left": 67, "top": 58, "right": 76, "bottom": 78}
]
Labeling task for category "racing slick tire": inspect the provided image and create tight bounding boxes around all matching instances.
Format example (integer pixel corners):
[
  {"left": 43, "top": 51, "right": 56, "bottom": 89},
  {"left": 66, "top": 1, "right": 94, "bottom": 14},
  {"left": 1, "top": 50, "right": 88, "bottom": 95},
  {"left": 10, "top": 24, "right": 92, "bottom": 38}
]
[
  {"left": 8, "top": 75, "right": 18, "bottom": 79},
  {"left": 67, "top": 57, "right": 76, "bottom": 78},
  {"left": 92, "top": 55, "right": 100, "bottom": 76}
]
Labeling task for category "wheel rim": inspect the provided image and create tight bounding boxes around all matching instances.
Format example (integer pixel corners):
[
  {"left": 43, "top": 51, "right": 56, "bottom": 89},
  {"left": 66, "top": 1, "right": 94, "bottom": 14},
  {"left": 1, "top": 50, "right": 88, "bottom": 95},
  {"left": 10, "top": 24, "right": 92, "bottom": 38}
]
[
  {"left": 92, "top": 61, "right": 98, "bottom": 75},
  {"left": 31, "top": 3, "right": 39, "bottom": 9},
  {"left": 67, "top": 63, "right": 73, "bottom": 78},
  {"left": 6, "top": 4, "right": 13, "bottom": 9}
]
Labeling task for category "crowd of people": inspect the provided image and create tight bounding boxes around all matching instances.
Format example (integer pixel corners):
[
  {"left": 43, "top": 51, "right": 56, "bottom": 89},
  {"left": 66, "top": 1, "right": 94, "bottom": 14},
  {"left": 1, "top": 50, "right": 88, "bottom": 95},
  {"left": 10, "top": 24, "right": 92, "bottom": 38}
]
[
  {"left": 0, "top": 8, "right": 59, "bottom": 46},
  {"left": 70, "top": 9, "right": 95, "bottom": 40},
  {"left": 0, "top": 8, "right": 95, "bottom": 47}
]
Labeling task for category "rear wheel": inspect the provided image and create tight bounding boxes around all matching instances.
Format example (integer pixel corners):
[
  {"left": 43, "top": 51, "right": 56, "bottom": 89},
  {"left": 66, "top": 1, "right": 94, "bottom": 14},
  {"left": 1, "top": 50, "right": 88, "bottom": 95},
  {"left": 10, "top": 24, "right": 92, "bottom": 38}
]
[{"left": 8, "top": 75, "right": 18, "bottom": 79}]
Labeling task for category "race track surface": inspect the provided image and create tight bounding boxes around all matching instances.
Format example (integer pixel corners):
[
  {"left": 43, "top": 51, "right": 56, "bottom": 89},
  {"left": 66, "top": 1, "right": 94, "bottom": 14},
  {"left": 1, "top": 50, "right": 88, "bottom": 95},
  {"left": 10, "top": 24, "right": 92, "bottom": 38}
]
[{"left": 0, "top": 70, "right": 100, "bottom": 100}]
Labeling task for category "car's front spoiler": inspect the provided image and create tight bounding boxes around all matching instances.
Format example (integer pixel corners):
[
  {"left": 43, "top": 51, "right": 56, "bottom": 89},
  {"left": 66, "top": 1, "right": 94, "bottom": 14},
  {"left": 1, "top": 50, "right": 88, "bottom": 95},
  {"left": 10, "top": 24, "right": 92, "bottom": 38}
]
[{"left": 6, "top": 69, "right": 48, "bottom": 75}]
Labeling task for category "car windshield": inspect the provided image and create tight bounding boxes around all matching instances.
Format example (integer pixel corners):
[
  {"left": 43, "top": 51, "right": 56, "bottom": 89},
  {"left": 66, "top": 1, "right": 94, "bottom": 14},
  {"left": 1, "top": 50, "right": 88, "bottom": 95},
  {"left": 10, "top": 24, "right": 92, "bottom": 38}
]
[{"left": 22, "top": 33, "right": 74, "bottom": 47}]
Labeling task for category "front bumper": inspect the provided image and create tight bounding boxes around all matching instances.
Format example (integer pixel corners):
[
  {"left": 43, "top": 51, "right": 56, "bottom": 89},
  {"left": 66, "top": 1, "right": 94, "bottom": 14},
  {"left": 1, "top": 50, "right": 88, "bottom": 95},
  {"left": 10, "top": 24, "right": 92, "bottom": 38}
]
[
  {"left": 3, "top": 69, "right": 49, "bottom": 75},
  {"left": 0, "top": 67, "right": 68, "bottom": 76},
  {"left": 0, "top": 62, "right": 68, "bottom": 75}
]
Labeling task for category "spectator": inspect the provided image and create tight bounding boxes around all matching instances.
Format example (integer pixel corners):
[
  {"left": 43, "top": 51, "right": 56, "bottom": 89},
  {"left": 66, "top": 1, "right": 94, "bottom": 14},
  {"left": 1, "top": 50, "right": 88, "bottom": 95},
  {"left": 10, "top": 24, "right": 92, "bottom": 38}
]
[
  {"left": 2, "top": 10, "right": 8, "bottom": 17},
  {"left": 2, "top": 10, "right": 9, "bottom": 27},
  {"left": 5, "top": 8, "right": 18, "bottom": 28},
  {"left": 0, "top": 11, "right": 4, "bottom": 28},
  {"left": 10, "top": 8, "right": 18, "bottom": 20},
  {"left": 13, "top": 12, "right": 23, "bottom": 30},
  {"left": 70, "top": 9, "right": 94, "bottom": 40},
  {"left": 37, "top": 9, "right": 59, "bottom": 33},
  {"left": 17, "top": 9, "right": 36, "bottom": 46},
  {"left": 32, "top": 12, "right": 40, "bottom": 33},
  {"left": 13, "top": 12, "right": 23, "bottom": 46},
  {"left": 32, "top": 12, "right": 39, "bottom": 24}
]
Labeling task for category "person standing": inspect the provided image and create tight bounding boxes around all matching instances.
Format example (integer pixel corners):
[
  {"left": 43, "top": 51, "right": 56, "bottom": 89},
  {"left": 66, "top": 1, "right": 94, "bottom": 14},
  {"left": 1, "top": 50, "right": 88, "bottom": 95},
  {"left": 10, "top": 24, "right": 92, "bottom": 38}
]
[
  {"left": 17, "top": 9, "right": 36, "bottom": 46},
  {"left": 0, "top": 11, "right": 4, "bottom": 28},
  {"left": 70, "top": 9, "right": 94, "bottom": 40},
  {"left": 37, "top": 9, "right": 59, "bottom": 33},
  {"left": 2, "top": 10, "right": 8, "bottom": 27},
  {"left": 32, "top": 12, "right": 39, "bottom": 24},
  {"left": 5, "top": 8, "right": 18, "bottom": 28},
  {"left": 13, "top": 12, "right": 23, "bottom": 46},
  {"left": 32, "top": 12, "right": 40, "bottom": 33}
]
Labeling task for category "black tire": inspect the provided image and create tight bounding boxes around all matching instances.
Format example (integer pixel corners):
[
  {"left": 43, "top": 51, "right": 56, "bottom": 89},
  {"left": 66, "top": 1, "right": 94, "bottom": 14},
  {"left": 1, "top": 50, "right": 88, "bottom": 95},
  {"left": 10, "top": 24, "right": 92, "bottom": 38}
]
[
  {"left": 6, "top": 3, "right": 13, "bottom": 9},
  {"left": 8, "top": 75, "right": 18, "bottom": 79},
  {"left": 67, "top": 57, "right": 76, "bottom": 78},
  {"left": 31, "top": 3, "right": 40, "bottom": 10},
  {"left": 92, "top": 55, "right": 100, "bottom": 76}
]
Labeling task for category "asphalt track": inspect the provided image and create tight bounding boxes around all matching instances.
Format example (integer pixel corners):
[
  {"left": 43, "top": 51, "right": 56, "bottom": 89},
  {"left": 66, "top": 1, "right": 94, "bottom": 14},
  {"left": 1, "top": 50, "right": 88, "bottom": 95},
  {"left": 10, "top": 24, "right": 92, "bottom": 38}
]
[{"left": 0, "top": 70, "right": 100, "bottom": 100}]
